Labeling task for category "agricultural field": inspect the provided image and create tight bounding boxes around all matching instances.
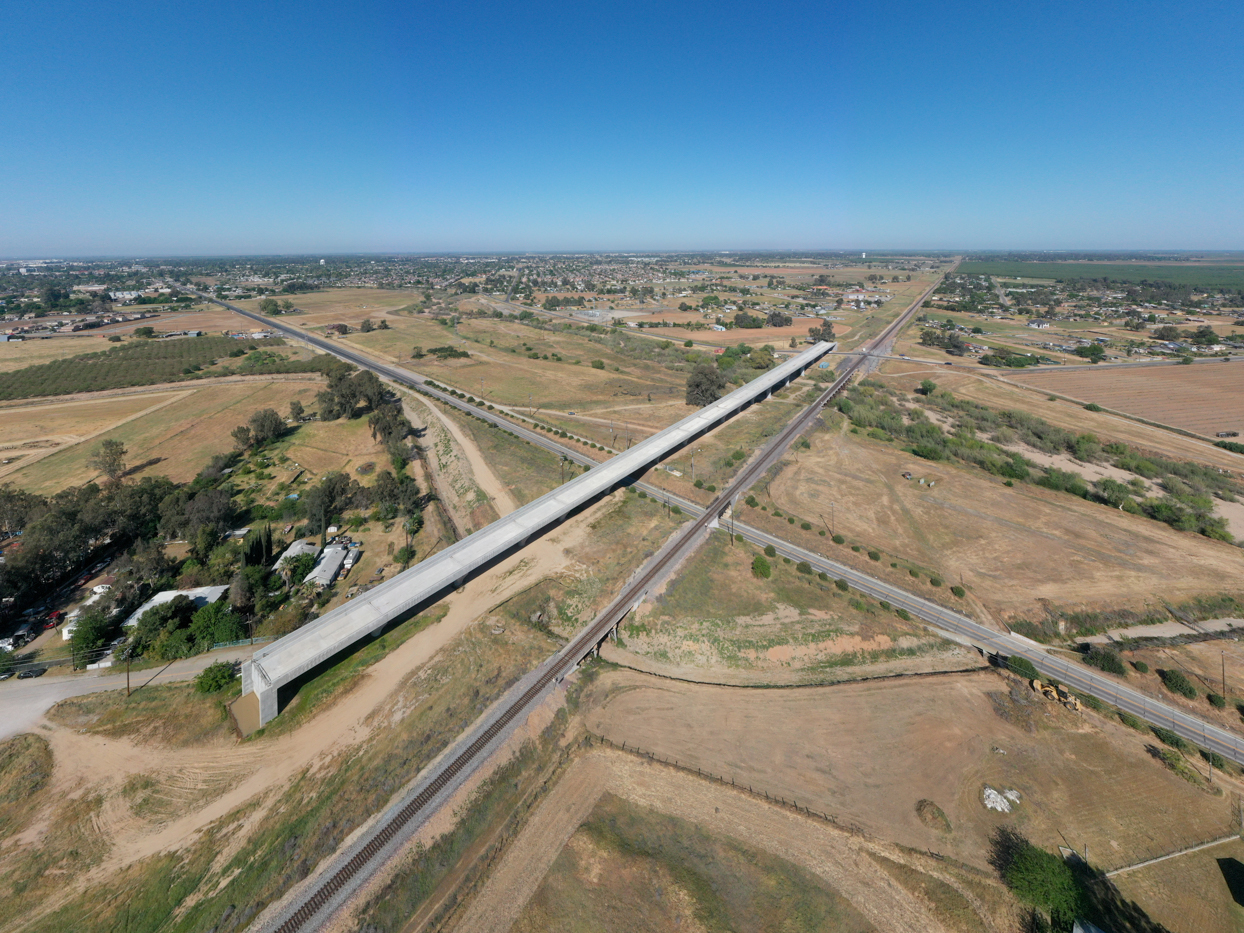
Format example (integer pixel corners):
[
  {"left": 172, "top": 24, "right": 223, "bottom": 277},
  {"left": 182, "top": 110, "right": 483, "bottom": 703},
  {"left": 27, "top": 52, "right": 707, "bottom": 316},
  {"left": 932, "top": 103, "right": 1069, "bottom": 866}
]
[
  {"left": 959, "top": 261, "right": 1244, "bottom": 289},
  {"left": 609, "top": 528, "right": 975, "bottom": 685},
  {"left": 233, "top": 286, "right": 427, "bottom": 324},
  {"left": 0, "top": 335, "right": 108, "bottom": 372},
  {"left": 580, "top": 667, "right": 1239, "bottom": 881},
  {"left": 0, "top": 378, "right": 324, "bottom": 493},
  {"left": 1012, "top": 362, "right": 1244, "bottom": 439},
  {"left": 749, "top": 405, "right": 1243, "bottom": 622}
]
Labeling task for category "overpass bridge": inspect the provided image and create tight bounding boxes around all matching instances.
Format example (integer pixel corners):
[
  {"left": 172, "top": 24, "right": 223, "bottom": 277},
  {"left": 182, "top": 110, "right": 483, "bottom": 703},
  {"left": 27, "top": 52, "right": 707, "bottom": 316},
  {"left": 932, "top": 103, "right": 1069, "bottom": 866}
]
[{"left": 240, "top": 341, "right": 833, "bottom": 725}]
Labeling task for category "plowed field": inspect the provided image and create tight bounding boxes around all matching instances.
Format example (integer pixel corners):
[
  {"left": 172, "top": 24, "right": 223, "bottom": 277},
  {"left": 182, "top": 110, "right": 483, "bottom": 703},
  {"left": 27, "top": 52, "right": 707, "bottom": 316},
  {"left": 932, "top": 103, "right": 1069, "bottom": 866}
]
[{"left": 1013, "top": 363, "right": 1244, "bottom": 438}]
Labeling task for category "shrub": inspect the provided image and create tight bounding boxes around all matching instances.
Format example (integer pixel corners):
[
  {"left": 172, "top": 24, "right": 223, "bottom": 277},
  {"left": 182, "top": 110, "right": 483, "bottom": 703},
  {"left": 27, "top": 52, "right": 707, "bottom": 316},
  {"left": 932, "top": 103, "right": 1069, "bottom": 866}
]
[
  {"left": 834, "top": 578, "right": 849, "bottom": 592},
  {"left": 818, "top": 572, "right": 828, "bottom": 581},
  {"left": 1159, "top": 668, "right": 1197, "bottom": 699},
  {"left": 950, "top": 585, "right": 966, "bottom": 598},
  {"left": 694, "top": 479, "right": 704, "bottom": 489},
  {"left": 895, "top": 608, "right": 911, "bottom": 621},
  {"left": 745, "top": 495, "right": 758, "bottom": 507},
  {"left": 868, "top": 550, "right": 881, "bottom": 561},
  {"left": 1008, "top": 656, "right": 1040, "bottom": 681},
  {"left": 832, "top": 534, "right": 845, "bottom": 544},
  {"left": 1084, "top": 646, "right": 1127, "bottom": 677},
  {"left": 801, "top": 521, "right": 812, "bottom": 530},
  {"left": 734, "top": 533, "right": 744, "bottom": 543},
  {"left": 773, "top": 510, "right": 783, "bottom": 518},
  {"left": 929, "top": 576, "right": 944, "bottom": 587},
  {"left": 909, "top": 568, "right": 919, "bottom": 578},
  {"left": 195, "top": 661, "right": 237, "bottom": 693},
  {"left": 671, "top": 505, "right": 682, "bottom": 515},
  {"left": 787, "top": 516, "right": 795, "bottom": 524},
  {"left": 1118, "top": 710, "right": 1146, "bottom": 731},
  {"left": 818, "top": 530, "right": 826, "bottom": 536},
  {"left": 590, "top": 359, "right": 605, "bottom": 369},
  {"left": 879, "top": 600, "right": 891, "bottom": 610},
  {"left": 751, "top": 555, "right": 771, "bottom": 579},
  {"left": 1209, "top": 693, "right": 1227, "bottom": 709},
  {"left": 851, "top": 545, "right": 861, "bottom": 553},
  {"left": 1151, "top": 726, "right": 1190, "bottom": 751},
  {"left": 1085, "top": 402, "right": 1103, "bottom": 412},
  {"left": 1133, "top": 660, "right": 1150, "bottom": 674},
  {"left": 1001, "top": 836, "right": 1083, "bottom": 926},
  {"left": 1202, "top": 749, "right": 1227, "bottom": 770},
  {"left": 796, "top": 561, "right": 813, "bottom": 575},
  {"left": 705, "top": 484, "right": 716, "bottom": 492},
  {"left": 764, "top": 544, "right": 776, "bottom": 557}
]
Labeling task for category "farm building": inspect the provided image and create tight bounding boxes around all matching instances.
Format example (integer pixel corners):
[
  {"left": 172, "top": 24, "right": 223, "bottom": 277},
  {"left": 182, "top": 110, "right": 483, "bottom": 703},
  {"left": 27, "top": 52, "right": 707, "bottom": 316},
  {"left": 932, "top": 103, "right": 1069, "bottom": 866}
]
[
  {"left": 304, "top": 545, "right": 348, "bottom": 589},
  {"left": 121, "top": 585, "right": 230, "bottom": 629},
  {"left": 272, "top": 539, "right": 321, "bottom": 572},
  {"left": 1027, "top": 320, "right": 1052, "bottom": 329}
]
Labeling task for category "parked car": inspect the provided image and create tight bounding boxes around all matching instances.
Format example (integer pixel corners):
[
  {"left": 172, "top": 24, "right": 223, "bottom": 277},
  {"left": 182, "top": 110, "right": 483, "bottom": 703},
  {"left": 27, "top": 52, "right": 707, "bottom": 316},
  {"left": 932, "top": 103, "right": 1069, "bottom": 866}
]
[
  {"left": 0, "top": 671, "right": 14, "bottom": 681},
  {"left": 17, "top": 668, "right": 46, "bottom": 679}
]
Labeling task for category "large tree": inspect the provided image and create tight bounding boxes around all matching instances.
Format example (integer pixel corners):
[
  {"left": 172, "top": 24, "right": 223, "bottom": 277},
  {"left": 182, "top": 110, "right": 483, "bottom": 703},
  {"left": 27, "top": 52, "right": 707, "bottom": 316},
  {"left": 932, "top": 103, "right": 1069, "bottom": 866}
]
[
  {"left": 88, "top": 439, "right": 127, "bottom": 484},
  {"left": 685, "top": 362, "right": 727, "bottom": 407}
]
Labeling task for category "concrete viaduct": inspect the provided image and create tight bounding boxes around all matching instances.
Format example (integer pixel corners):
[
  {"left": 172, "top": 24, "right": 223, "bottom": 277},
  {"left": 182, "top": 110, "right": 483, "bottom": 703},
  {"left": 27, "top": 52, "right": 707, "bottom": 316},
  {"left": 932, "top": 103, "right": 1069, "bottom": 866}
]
[{"left": 240, "top": 340, "right": 834, "bottom": 725}]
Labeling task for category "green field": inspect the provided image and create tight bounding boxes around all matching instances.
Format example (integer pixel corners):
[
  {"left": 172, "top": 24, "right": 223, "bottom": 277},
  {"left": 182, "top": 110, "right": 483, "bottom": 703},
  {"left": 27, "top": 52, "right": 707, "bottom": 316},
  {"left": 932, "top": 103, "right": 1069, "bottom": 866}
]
[{"left": 959, "top": 261, "right": 1244, "bottom": 289}]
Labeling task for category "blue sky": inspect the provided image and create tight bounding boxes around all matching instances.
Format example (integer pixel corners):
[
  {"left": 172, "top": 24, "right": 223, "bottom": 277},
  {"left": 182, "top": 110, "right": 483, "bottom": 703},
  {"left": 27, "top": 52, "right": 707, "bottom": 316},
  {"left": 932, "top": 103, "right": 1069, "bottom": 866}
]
[{"left": 2, "top": 0, "right": 1241, "bottom": 255}]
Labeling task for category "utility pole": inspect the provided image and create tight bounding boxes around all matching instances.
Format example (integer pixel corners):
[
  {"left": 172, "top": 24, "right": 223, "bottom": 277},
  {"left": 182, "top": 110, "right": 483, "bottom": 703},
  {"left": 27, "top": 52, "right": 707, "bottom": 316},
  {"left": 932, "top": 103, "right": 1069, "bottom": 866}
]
[
  {"left": 126, "top": 653, "right": 131, "bottom": 697},
  {"left": 692, "top": 448, "right": 700, "bottom": 484},
  {"left": 1224, "top": 650, "right": 1228, "bottom": 699},
  {"left": 831, "top": 501, "right": 836, "bottom": 536}
]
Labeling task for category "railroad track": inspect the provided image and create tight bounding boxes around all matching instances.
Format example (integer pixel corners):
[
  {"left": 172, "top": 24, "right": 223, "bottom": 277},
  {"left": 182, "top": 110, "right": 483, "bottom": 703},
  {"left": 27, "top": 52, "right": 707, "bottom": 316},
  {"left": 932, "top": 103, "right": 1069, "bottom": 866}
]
[{"left": 193, "top": 281, "right": 936, "bottom": 933}]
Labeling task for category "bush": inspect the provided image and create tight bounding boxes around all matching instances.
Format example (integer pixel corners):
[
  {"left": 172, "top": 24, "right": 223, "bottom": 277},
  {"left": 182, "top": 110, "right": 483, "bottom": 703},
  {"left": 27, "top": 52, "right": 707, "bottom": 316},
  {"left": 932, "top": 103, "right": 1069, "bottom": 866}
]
[
  {"left": 832, "top": 534, "right": 845, "bottom": 544},
  {"left": 801, "top": 521, "right": 812, "bottom": 530},
  {"left": 787, "top": 516, "right": 795, "bottom": 524},
  {"left": 671, "top": 505, "right": 682, "bottom": 515},
  {"left": 796, "top": 561, "right": 813, "bottom": 575},
  {"left": 1084, "top": 402, "right": 1103, "bottom": 412},
  {"left": 1002, "top": 836, "right": 1084, "bottom": 926},
  {"left": 1008, "top": 656, "right": 1040, "bottom": 681},
  {"left": 694, "top": 479, "right": 704, "bottom": 489},
  {"left": 1133, "top": 660, "right": 1150, "bottom": 674},
  {"left": 1202, "top": 749, "right": 1227, "bottom": 770},
  {"left": 1209, "top": 692, "right": 1227, "bottom": 709},
  {"left": 929, "top": 576, "right": 944, "bottom": 587},
  {"left": 834, "top": 578, "right": 849, "bottom": 593},
  {"left": 868, "top": 550, "right": 881, "bottom": 561},
  {"left": 950, "top": 585, "right": 966, "bottom": 598},
  {"left": 764, "top": 544, "right": 776, "bottom": 557},
  {"left": 851, "top": 545, "right": 861, "bottom": 552},
  {"left": 895, "top": 608, "right": 911, "bottom": 621},
  {"left": 818, "top": 530, "right": 826, "bottom": 536},
  {"left": 1151, "top": 726, "right": 1190, "bottom": 751},
  {"left": 818, "top": 572, "right": 828, "bottom": 581},
  {"left": 734, "top": 533, "right": 744, "bottom": 543},
  {"left": 751, "top": 555, "right": 771, "bottom": 579},
  {"left": 195, "top": 661, "right": 237, "bottom": 693},
  {"left": 745, "top": 495, "right": 758, "bottom": 507},
  {"left": 590, "top": 359, "right": 605, "bottom": 369},
  {"left": 1084, "top": 646, "right": 1127, "bottom": 677},
  {"left": 1118, "top": 710, "right": 1146, "bottom": 731},
  {"left": 909, "top": 568, "right": 919, "bottom": 578},
  {"left": 1159, "top": 668, "right": 1197, "bottom": 699}
]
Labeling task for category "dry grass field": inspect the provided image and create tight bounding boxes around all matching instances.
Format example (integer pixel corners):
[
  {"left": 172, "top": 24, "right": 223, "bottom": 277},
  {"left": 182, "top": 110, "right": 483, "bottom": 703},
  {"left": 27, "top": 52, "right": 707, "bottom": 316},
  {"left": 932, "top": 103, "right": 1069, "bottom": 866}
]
[
  {"left": 233, "top": 287, "right": 424, "bottom": 323},
  {"left": 1012, "top": 362, "right": 1244, "bottom": 438},
  {"left": 581, "top": 669, "right": 1238, "bottom": 877},
  {"left": 609, "top": 528, "right": 976, "bottom": 685},
  {"left": 0, "top": 336, "right": 108, "bottom": 371},
  {"left": 752, "top": 417, "right": 1242, "bottom": 622},
  {"left": 456, "top": 745, "right": 1013, "bottom": 933},
  {"left": 0, "top": 379, "right": 323, "bottom": 493},
  {"left": 1112, "top": 836, "right": 1244, "bottom": 933}
]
